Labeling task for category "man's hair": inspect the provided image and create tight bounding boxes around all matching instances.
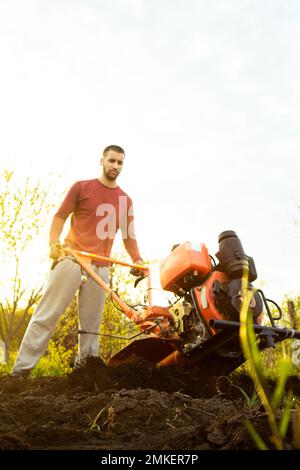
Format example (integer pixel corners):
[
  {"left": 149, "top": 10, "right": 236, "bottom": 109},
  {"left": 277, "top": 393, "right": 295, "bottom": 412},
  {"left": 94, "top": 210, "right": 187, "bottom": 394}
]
[{"left": 103, "top": 145, "right": 125, "bottom": 156}]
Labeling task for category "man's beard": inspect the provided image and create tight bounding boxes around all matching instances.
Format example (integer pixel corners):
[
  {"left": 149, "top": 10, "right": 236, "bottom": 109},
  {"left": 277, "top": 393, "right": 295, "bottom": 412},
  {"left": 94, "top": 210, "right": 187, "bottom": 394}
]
[{"left": 104, "top": 169, "right": 118, "bottom": 180}]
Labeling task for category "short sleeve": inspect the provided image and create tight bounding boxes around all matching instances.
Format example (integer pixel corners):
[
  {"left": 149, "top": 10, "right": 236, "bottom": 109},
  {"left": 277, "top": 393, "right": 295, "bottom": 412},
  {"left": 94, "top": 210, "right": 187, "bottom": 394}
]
[{"left": 55, "top": 181, "right": 81, "bottom": 219}]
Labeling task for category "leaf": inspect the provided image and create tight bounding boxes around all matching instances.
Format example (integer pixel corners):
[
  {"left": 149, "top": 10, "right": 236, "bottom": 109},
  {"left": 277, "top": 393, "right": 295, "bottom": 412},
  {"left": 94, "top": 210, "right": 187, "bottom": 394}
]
[
  {"left": 90, "top": 406, "right": 108, "bottom": 431},
  {"left": 292, "top": 403, "right": 300, "bottom": 449},
  {"left": 244, "top": 419, "right": 269, "bottom": 450},
  {"left": 279, "top": 390, "right": 293, "bottom": 439},
  {"left": 239, "top": 268, "right": 284, "bottom": 449},
  {"left": 271, "top": 358, "right": 292, "bottom": 412}
]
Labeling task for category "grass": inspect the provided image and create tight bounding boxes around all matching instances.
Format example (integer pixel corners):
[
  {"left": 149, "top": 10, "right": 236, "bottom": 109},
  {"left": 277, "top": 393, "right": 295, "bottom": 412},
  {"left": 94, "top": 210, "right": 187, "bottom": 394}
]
[
  {"left": 0, "top": 341, "right": 75, "bottom": 378},
  {"left": 239, "top": 267, "right": 295, "bottom": 450}
]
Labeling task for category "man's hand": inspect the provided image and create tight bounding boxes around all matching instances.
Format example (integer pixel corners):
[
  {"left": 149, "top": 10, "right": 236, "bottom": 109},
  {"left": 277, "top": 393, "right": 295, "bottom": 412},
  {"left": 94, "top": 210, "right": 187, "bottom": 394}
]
[
  {"left": 130, "top": 259, "right": 146, "bottom": 278},
  {"left": 49, "top": 241, "right": 64, "bottom": 260}
]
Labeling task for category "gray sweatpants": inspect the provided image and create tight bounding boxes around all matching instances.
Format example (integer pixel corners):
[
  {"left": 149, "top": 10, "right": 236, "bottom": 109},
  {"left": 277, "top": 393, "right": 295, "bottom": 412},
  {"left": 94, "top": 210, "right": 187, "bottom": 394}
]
[{"left": 12, "top": 257, "right": 109, "bottom": 375}]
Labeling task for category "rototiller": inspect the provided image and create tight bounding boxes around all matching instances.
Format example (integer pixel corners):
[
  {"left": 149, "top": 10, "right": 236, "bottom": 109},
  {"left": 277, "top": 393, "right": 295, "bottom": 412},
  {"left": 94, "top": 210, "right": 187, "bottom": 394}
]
[{"left": 65, "top": 230, "right": 300, "bottom": 379}]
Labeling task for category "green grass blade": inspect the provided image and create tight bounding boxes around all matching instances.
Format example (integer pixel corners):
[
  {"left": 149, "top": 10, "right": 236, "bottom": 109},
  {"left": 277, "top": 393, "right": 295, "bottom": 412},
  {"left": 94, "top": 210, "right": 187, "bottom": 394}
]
[
  {"left": 239, "top": 276, "right": 270, "bottom": 409},
  {"left": 279, "top": 390, "right": 293, "bottom": 439},
  {"left": 231, "top": 384, "right": 251, "bottom": 404},
  {"left": 244, "top": 419, "right": 269, "bottom": 450},
  {"left": 271, "top": 358, "right": 292, "bottom": 411},
  {"left": 245, "top": 307, "right": 269, "bottom": 393},
  {"left": 292, "top": 403, "right": 300, "bottom": 449},
  {"left": 239, "top": 269, "right": 284, "bottom": 449}
]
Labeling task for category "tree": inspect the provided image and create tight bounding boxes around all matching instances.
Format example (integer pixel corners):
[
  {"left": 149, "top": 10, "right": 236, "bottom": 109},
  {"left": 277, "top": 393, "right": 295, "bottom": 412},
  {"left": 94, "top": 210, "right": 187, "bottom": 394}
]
[{"left": 0, "top": 169, "right": 57, "bottom": 362}]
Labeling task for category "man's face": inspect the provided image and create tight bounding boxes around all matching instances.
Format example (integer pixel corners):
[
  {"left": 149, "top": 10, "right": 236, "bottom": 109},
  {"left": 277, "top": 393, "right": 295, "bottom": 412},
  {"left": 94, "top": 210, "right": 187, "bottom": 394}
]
[{"left": 101, "top": 150, "right": 125, "bottom": 181}]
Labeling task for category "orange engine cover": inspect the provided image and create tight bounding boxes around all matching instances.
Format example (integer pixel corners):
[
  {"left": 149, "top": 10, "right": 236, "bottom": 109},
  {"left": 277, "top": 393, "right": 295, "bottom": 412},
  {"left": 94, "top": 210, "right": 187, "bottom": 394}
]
[
  {"left": 160, "top": 241, "right": 212, "bottom": 293},
  {"left": 193, "top": 271, "right": 229, "bottom": 335}
]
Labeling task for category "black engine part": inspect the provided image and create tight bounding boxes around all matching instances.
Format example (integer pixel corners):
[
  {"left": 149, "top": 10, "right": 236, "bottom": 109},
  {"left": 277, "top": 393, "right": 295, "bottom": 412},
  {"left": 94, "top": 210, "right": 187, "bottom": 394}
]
[
  {"left": 212, "top": 279, "right": 263, "bottom": 321},
  {"left": 216, "top": 230, "right": 257, "bottom": 281}
]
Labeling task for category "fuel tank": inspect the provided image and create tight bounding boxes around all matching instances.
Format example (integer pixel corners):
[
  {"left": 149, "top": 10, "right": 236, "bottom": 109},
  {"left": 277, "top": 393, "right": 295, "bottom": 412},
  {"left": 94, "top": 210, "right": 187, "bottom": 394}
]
[{"left": 160, "top": 241, "right": 212, "bottom": 293}]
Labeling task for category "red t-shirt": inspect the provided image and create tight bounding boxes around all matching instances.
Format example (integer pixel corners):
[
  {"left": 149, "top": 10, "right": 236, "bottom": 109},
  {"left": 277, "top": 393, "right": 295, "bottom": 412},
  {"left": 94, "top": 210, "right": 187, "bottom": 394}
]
[{"left": 55, "top": 179, "right": 141, "bottom": 265}]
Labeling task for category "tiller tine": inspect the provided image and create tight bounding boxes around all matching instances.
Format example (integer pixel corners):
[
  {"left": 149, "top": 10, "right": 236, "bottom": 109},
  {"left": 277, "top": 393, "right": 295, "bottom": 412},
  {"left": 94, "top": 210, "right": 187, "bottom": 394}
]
[{"left": 107, "top": 336, "right": 177, "bottom": 366}]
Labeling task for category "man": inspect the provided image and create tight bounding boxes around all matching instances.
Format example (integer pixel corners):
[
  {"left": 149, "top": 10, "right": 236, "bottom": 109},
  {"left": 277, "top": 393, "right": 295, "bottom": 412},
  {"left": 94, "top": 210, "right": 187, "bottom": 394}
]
[{"left": 12, "top": 145, "right": 143, "bottom": 376}]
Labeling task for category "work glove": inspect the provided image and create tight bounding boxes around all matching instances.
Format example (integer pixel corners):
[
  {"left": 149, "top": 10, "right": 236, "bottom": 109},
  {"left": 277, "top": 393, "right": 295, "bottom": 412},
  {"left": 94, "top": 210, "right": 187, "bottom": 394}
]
[
  {"left": 130, "top": 259, "right": 146, "bottom": 278},
  {"left": 49, "top": 241, "right": 64, "bottom": 260}
]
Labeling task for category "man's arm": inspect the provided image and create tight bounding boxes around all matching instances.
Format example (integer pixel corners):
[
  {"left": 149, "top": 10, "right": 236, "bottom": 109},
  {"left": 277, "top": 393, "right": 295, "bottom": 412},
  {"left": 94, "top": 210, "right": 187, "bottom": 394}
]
[
  {"left": 122, "top": 201, "right": 144, "bottom": 275},
  {"left": 48, "top": 182, "right": 80, "bottom": 260},
  {"left": 49, "top": 216, "right": 66, "bottom": 244},
  {"left": 121, "top": 198, "right": 143, "bottom": 263},
  {"left": 49, "top": 216, "right": 67, "bottom": 259}
]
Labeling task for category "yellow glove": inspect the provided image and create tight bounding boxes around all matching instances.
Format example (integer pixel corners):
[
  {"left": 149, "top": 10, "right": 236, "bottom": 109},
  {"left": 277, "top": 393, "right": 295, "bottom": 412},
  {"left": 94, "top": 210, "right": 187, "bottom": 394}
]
[{"left": 49, "top": 241, "right": 64, "bottom": 260}]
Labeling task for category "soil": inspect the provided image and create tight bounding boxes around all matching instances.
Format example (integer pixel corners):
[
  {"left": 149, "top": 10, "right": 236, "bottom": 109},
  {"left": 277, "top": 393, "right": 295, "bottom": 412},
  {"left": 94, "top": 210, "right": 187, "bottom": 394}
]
[{"left": 0, "top": 357, "right": 300, "bottom": 451}]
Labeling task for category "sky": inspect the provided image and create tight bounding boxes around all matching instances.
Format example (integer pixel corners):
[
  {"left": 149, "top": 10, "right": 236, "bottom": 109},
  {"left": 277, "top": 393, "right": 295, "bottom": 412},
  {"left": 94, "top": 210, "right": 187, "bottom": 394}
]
[{"left": 0, "top": 0, "right": 299, "bottom": 304}]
